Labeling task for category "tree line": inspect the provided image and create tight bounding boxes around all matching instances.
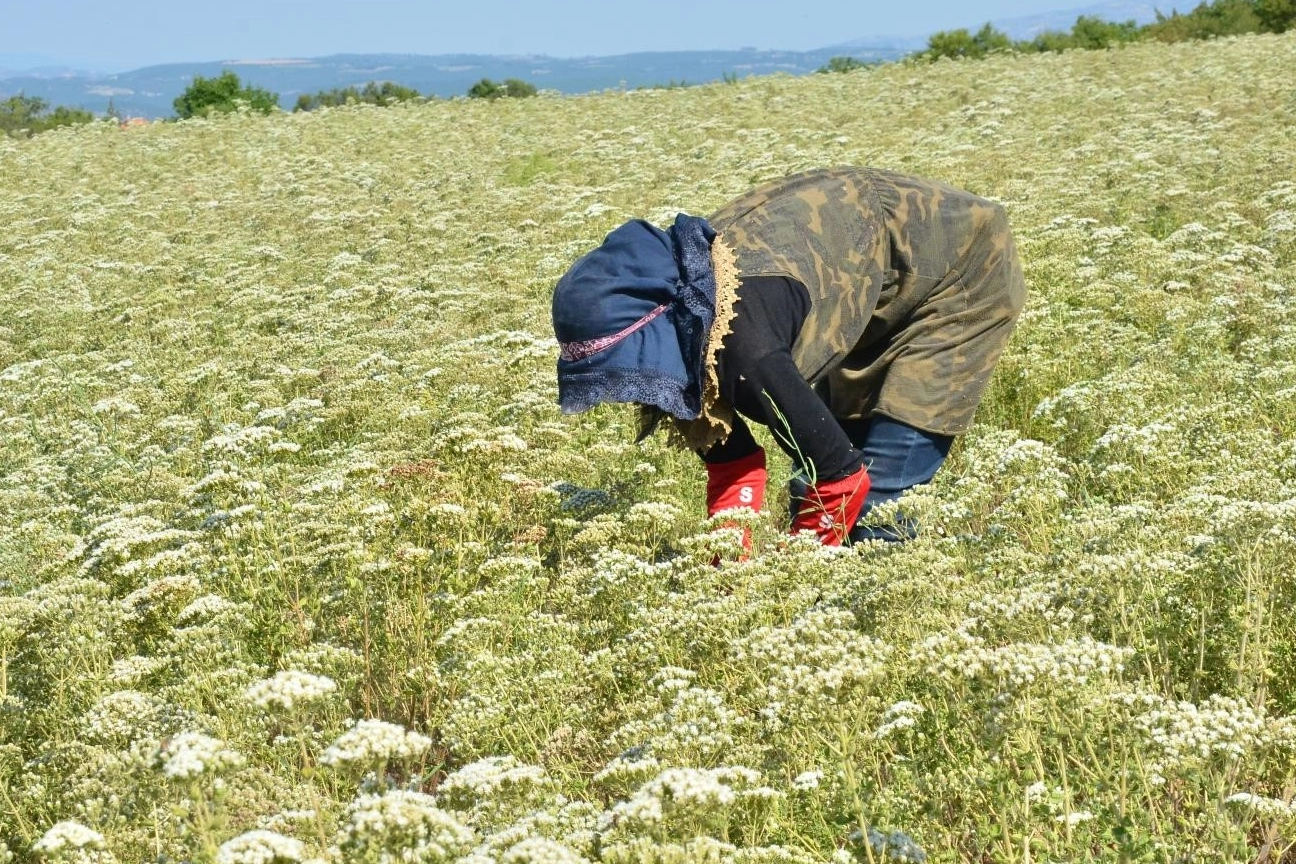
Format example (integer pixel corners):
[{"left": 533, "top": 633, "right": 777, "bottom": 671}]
[
  {"left": 173, "top": 71, "right": 536, "bottom": 117},
  {"left": 915, "top": 0, "right": 1293, "bottom": 62},
  {"left": 0, "top": 71, "right": 538, "bottom": 137}
]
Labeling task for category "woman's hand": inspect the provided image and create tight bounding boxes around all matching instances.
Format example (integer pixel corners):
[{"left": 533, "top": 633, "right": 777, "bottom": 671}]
[
  {"left": 790, "top": 465, "right": 870, "bottom": 546},
  {"left": 705, "top": 448, "right": 767, "bottom": 559}
]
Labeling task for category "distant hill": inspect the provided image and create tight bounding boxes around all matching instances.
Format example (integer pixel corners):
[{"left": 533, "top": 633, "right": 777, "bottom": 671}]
[
  {"left": 0, "top": 47, "right": 906, "bottom": 120},
  {"left": 0, "top": 52, "right": 103, "bottom": 77},
  {"left": 0, "top": 1, "right": 1164, "bottom": 120}
]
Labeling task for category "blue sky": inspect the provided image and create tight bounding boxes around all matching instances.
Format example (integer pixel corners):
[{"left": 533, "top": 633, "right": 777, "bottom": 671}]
[{"left": 8, "top": 0, "right": 1144, "bottom": 73}]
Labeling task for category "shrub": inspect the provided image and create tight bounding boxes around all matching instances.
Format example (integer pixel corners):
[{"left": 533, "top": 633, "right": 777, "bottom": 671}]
[
  {"left": 173, "top": 70, "right": 278, "bottom": 119},
  {"left": 467, "top": 78, "right": 538, "bottom": 100},
  {"left": 0, "top": 94, "right": 94, "bottom": 137},
  {"left": 293, "top": 81, "right": 423, "bottom": 112}
]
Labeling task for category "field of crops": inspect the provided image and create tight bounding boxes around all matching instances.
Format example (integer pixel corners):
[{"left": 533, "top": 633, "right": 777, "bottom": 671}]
[{"left": 2, "top": 30, "right": 1296, "bottom": 864}]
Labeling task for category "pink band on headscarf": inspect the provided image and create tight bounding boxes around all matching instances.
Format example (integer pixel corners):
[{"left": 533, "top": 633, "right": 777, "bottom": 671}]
[{"left": 558, "top": 303, "right": 670, "bottom": 362}]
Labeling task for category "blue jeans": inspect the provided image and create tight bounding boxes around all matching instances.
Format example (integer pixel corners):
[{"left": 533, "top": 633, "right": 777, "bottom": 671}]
[{"left": 790, "top": 416, "right": 953, "bottom": 543}]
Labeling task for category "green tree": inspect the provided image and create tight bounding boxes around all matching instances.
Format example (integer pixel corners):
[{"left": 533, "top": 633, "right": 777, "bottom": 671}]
[
  {"left": 366, "top": 81, "right": 422, "bottom": 103},
  {"left": 924, "top": 28, "right": 978, "bottom": 59},
  {"left": 0, "top": 94, "right": 46, "bottom": 134},
  {"left": 466, "top": 77, "right": 537, "bottom": 100},
  {"left": 816, "top": 56, "right": 870, "bottom": 74},
  {"left": 973, "top": 22, "right": 1014, "bottom": 53},
  {"left": 1020, "top": 29, "right": 1077, "bottom": 52},
  {"left": 923, "top": 23, "right": 1012, "bottom": 60},
  {"left": 1069, "top": 15, "right": 1142, "bottom": 48},
  {"left": 1020, "top": 15, "right": 1141, "bottom": 53},
  {"left": 467, "top": 78, "right": 497, "bottom": 99},
  {"left": 1255, "top": 0, "right": 1296, "bottom": 31},
  {"left": 294, "top": 81, "right": 423, "bottom": 112},
  {"left": 42, "top": 105, "right": 94, "bottom": 130},
  {"left": 931, "top": 3, "right": 1266, "bottom": 61},
  {"left": 1145, "top": 0, "right": 1261, "bottom": 42},
  {"left": 0, "top": 93, "right": 94, "bottom": 137},
  {"left": 173, "top": 70, "right": 278, "bottom": 119}
]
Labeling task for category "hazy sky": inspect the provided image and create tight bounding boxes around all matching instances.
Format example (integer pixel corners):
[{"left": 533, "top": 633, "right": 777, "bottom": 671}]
[{"left": 9, "top": 0, "right": 1117, "bottom": 72}]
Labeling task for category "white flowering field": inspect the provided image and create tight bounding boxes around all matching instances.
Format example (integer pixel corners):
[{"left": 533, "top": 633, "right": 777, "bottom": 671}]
[{"left": 2, "top": 31, "right": 1296, "bottom": 864}]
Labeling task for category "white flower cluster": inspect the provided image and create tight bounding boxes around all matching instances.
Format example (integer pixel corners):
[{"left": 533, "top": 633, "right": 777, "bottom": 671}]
[
  {"left": 0, "top": 595, "right": 34, "bottom": 645},
  {"left": 791, "top": 770, "right": 824, "bottom": 790},
  {"left": 80, "top": 690, "right": 165, "bottom": 745},
  {"left": 733, "top": 608, "right": 891, "bottom": 727},
  {"left": 441, "top": 419, "right": 530, "bottom": 455},
  {"left": 176, "top": 593, "right": 242, "bottom": 626},
  {"left": 500, "top": 837, "right": 592, "bottom": 864},
  {"left": 965, "top": 581, "right": 1077, "bottom": 627},
  {"left": 607, "top": 766, "right": 777, "bottom": 831},
  {"left": 610, "top": 767, "right": 732, "bottom": 827},
  {"left": 90, "top": 397, "right": 141, "bottom": 418},
  {"left": 1071, "top": 549, "right": 1189, "bottom": 588},
  {"left": 579, "top": 550, "right": 672, "bottom": 594},
  {"left": 31, "top": 821, "right": 115, "bottom": 863},
  {"left": 592, "top": 752, "right": 661, "bottom": 790},
  {"left": 469, "top": 800, "right": 604, "bottom": 862},
  {"left": 255, "top": 809, "right": 319, "bottom": 833},
  {"left": 339, "top": 790, "right": 475, "bottom": 863},
  {"left": 1092, "top": 421, "right": 1181, "bottom": 458},
  {"left": 282, "top": 641, "right": 364, "bottom": 680},
  {"left": 109, "top": 654, "right": 169, "bottom": 685},
  {"left": 113, "top": 543, "right": 203, "bottom": 581},
  {"left": 184, "top": 467, "right": 266, "bottom": 499},
  {"left": 437, "top": 756, "right": 554, "bottom": 813},
  {"left": 1271, "top": 716, "right": 1296, "bottom": 751},
  {"left": 244, "top": 669, "right": 338, "bottom": 711},
  {"left": 1025, "top": 779, "right": 1097, "bottom": 829},
  {"left": 255, "top": 396, "right": 324, "bottom": 429},
  {"left": 201, "top": 504, "right": 265, "bottom": 534},
  {"left": 77, "top": 513, "right": 199, "bottom": 574},
  {"left": 914, "top": 631, "right": 1132, "bottom": 691},
  {"left": 1128, "top": 694, "right": 1269, "bottom": 781},
  {"left": 202, "top": 423, "right": 284, "bottom": 460},
  {"left": 1224, "top": 792, "right": 1296, "bottom": 821},
  {"left": 119, "top": 573, "right": 200, "bottom": 620},
  {"left": 601, "top": 836, "right": 801, "bottom": 864},
  {"left": 156, "top": 731, "right": 245, "bottom": 780},
  {"left": 993, "top": 437, "right": 1071, "bottom": 505},
  {"left": 875, "top": 700, "right": 926, "bottom": 740},
  {"left": 319, "top": 718, "right": 432, "bottom": 767},
  {"left": 623, "top": 501, "right": 684, "bottom": 528},
  {"left": 474, "top": 555, "right": 546, "bottom": 595},
  {"left": 214, "top": 830, "right": 305, "bottom": 864},
  {"left": 609, "top": 684, "right": 742, "bottom": 762},
  {"left": 1056, "top": 811, "right": 1095, "bottom": 826}
]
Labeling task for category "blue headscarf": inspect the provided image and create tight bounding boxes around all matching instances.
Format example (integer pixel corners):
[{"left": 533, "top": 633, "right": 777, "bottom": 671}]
[{"left": 552, "top": 214, "right": 719, "bottom": 421}]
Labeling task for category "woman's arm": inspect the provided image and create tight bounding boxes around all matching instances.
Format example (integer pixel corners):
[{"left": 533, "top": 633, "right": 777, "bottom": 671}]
[
  {"left": 709, "top": 275, "right": 864, "bottom": 482},
  {"left": 702, "top": 275, "right": 872, "bottom": 546}
]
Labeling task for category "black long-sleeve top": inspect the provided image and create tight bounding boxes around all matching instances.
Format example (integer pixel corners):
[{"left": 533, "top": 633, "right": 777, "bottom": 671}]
[{"left": 700, "top": 275, "right": 866, "bottom": 482}]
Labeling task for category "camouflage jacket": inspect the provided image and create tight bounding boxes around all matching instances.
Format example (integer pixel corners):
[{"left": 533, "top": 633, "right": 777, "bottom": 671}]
[{"left": 708, "top": 166, "right": 1026, "bottom": 436}]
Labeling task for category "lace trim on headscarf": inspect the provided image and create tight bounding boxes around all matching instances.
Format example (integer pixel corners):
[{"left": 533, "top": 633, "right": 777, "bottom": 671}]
[
  {"left": 562, "top": 367, "right": 701, "bottom": 421},
  {"left": 670, "top": 233, "right": 740, "bottom": 452}
]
